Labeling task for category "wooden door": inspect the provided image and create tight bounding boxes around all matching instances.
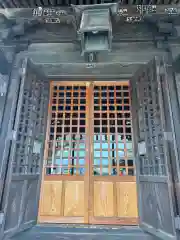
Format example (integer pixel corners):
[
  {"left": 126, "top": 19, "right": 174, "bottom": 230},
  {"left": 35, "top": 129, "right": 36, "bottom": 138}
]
[
  {"left": 131, "top": 57, "right": 177, "bottom": 239},
  {"left": 39, "top": 81, "right": 138, "bottom": 225},
  {"left": 38, "top": 82, "right": 91, "bottom": 223},
  {"left": 1, "top": 58, "right": 49, "bottom": 238},
  {"left": 88, "top": 82, "right": 138, "bottom": 225}
]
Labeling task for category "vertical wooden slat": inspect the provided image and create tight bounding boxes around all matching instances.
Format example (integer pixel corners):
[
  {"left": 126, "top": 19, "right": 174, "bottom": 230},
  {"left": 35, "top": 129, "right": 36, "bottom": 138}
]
[
  {"left": 115, "top": 86, "right": 119, "bottom": 176},
  {"left": 76, "top": 88, "right": 80, "bottom": 175},
  {"left": 38, "top": 81, "right": 53, "bottom": 220},
  {"left": 60, "top": 93, "right": 66, "bottom": 216},
  {"left": 113, "top": 84, "right": 118, "bottom": 216},
  {"left": 128, "top": 82, "right": 135, "bottom": 175},
  {"left": 100, "top": 87, "right": 102, "bottom": 176},
  {"left": 107, "top": 87, "right": 111, "bottom": 176},
  {"left": 122, "top": 86, "right": 127, "bottom": 175},
  {"left": 84, "top": 82, "right": 91, "bottom": 223},
  {"left": 68, "top": 87, "right": 73, "bottom": 175},
  {"left": 51, "top": 88, "right": 57, "bottom": 174},
  {"left": 89, "top": 82, "right": 94, "bottom": 222},
  {"left": 60, "top": 95, "right": 65, "bottom": 174}
]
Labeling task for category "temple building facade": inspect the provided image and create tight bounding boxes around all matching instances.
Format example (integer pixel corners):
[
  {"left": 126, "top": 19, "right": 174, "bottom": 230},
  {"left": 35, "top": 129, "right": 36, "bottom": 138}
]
[{"left": 0, "top": 1, "right": 180, "bottom": 240}]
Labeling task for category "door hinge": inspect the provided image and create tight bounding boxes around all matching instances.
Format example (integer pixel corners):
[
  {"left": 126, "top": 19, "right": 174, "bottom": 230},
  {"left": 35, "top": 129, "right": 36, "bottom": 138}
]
[
  {"left": 164, "top": 131, "right": 173, "bottom": 141},
  {"left": 0, "top": 212, "right": 4, "bottom": 225},
  {"left": 175, "top": 216, "right": 180, "bottom": 230},
  {"left": 8, "top": 130, "right": 17, "bottom": 141},
  {"left": 157, "top": 65, "right": 164, "bottom": 75}
]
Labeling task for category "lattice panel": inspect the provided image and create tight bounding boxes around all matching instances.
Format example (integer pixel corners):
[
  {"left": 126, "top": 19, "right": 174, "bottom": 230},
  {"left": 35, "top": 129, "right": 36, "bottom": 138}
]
[
  {"left": 45, "top": 84, "right": 87, "bottom": 175},
  {"left": 13, "top": 71, "right": 48, "bottom": 175},
  {"left": 93, "top": 83, "right": 135, "bottom": 176},
  {"left": 136, "top": 60, "right": 166, "bottom": 176}
]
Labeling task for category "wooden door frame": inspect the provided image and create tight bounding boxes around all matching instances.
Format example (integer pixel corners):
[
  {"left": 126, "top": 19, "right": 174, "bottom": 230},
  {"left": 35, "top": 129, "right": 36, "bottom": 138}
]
[{"left": 38, "top": 80, "right": 138, "bottom": 225}]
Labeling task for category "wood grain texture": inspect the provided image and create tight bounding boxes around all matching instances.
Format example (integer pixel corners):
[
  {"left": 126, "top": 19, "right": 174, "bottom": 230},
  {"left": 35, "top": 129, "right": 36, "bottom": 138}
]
[
  {"left": 93, "top": 181, "right": 114, "bottom": 217},
  {"left": 64, "top": 181, "right": 84, "bottom": 217},
  {"left": 116, "top": 182, "right": 138, "bottom": 218},
  {"left": 90, "top": 217, "right": 139, "bottom": 225},
  {"left": 39, "top": 181, "right": 62, "bottom": 216},
  {"left": 38, "top": 216, "right": 84, "bottom": 224},
  {"left": 39, "top": 81, "right": 139, "bottom": 225}
]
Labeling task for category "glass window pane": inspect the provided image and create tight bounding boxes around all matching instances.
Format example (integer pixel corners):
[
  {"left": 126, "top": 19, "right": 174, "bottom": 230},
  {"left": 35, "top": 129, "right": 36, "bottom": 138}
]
[
  {"left": 55, "top": 158, "right": 61, "bottom": 165},
  {"left": 126, "top": 142, "right": 133, "bottom": 149},
  {"left": 118, "top": 143, "right": 124, "bottom": 149},
  {"left": 119, "top": 168, "right": 126, "bottom": 175},
  {"left": 94, "top": 143, "right": 100, "bottom": 149},
  {"left": 79, "top": 144, "right": 85, "bottom": 149},
  {"left": 102, "top": 143, "right": 108, "bottom": 149},
  {"left": 118, "top": 150, "right": 125, "bottom": 157},
  {"left": 94, "top": 159, "right": 100, "bottom": 165},
  {"left": 102, "top": 159, "right": 109, "bottom": 166},
  {"left": 102, "top": 151, "right": 108, "bottom": 158},
  {"left": 128, "top": 159, "right": 134, "bottom": 166},
  {"left": 102, "top": 168, "right": 109, "bottom": 176},
  {"left": 79, "top": 151, "right": 85, "bottom": 157},
  {"left": 111, "top": 168, "right": 117, "bottom": 176},
  {"left": 127, "top": 151, "right": 133, "bottom": 157},
  {"left": 94, "top": 168, "right": 100, "bottom": 175},
  {"left": 94, "top": 151, "right": 101, "bottom": 157},
  {"left": 79, "top": 168, "right": 85, "bottom": 175},
  {"left": 63, "top": 150, "right": 69, "bottom": 158},
  {"left": 62, "top": 159, "right": 68, "bottom": 165}
]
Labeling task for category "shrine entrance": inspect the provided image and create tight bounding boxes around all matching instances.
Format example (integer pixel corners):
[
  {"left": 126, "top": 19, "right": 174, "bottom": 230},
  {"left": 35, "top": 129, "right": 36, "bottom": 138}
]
[
  {"left": 1, "top": 56, "right": 179, "bottom": 240},
  {"left": 38, "top": 81, "right": 138, "bottom": 225}
]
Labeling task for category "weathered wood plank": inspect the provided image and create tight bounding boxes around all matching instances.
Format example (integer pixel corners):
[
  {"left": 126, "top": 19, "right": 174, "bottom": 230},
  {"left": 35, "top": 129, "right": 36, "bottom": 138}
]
[
  {"left": 26, "top": 42, "right": 165, "bottom": 65},
  {"left": 36, "top": 62, "right": 143, "bottom": 78}
]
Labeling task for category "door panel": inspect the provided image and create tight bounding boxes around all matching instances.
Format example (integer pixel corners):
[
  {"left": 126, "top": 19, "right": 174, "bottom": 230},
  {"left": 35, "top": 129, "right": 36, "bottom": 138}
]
[
  {"left": 1, "top": 58, "right": 49, "bottom": 238},
  {"left": 89, "top": 82, "right": 138, "bottom": 225},
  {"left": 38, "top": 82, "right": 89, "bottom": 224},
  {"left": 131, "top": 57, "right": 177, "bottom": 239}
]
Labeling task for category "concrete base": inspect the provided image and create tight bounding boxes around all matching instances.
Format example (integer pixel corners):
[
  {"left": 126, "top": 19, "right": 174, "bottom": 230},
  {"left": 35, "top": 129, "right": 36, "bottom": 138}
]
[{"left": 9, "top": 224, "right": 157, "bottom": 240}]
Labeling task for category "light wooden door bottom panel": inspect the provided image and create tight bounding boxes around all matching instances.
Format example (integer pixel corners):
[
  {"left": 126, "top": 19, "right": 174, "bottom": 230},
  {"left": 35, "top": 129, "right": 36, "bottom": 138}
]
[{"left": 38, "top": 81, "right": 138, "bottom": 225}]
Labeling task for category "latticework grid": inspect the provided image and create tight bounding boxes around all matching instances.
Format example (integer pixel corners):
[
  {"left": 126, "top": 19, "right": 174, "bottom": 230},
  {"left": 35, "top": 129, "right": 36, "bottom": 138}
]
[
  {"left": 13, "top": 72, "right": 48, "bottom": 175},
  {"left": 45, "top": 82, "right": 135, "bottom": 176},
  {"left": 136, "top": 62, "right": 166, "bottom": 176},
  {"left": 92, "top": 83, "right": 135, "bottom": 176},
  {"left": 45, "top": 84, "right": 87, "bottom": 175}
]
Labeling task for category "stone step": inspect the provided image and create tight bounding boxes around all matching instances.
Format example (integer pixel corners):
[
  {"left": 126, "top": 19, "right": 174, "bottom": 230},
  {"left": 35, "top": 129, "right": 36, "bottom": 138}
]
[{"left": 10, "top": 224, "right": 156, "bottom": 240}]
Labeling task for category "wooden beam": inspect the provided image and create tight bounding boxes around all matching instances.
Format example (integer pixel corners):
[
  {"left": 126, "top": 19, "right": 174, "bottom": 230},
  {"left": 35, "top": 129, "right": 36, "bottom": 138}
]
[
  {"left": 26, "top": 42, "right": 165, "bottom": 65},
  {"left": 34, "top": 62, "right": 143, "bottom": 77}
]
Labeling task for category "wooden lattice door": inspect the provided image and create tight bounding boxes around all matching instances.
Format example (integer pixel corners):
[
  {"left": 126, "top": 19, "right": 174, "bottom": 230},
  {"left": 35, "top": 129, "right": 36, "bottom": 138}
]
[
  {"left": 39, "top": 81, "right": 138, "bottom": 225},
  {"left": 39, "top": 82, "right": 90, "bottom": 223},
  {"left": 131, "top": 57, "right": 177, "bottom": 239},
  {"left": 88, "top": 82, "right": 138, "bottom": 225},
  {"left": 1, "top": 59, "right": 49, "bottom": 238}
]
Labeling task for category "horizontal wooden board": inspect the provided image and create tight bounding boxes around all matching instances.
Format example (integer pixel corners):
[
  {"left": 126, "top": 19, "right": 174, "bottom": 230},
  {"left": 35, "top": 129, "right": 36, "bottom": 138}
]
[{"left": 38, "top": 216, "right": 84, "bottom": 224}]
